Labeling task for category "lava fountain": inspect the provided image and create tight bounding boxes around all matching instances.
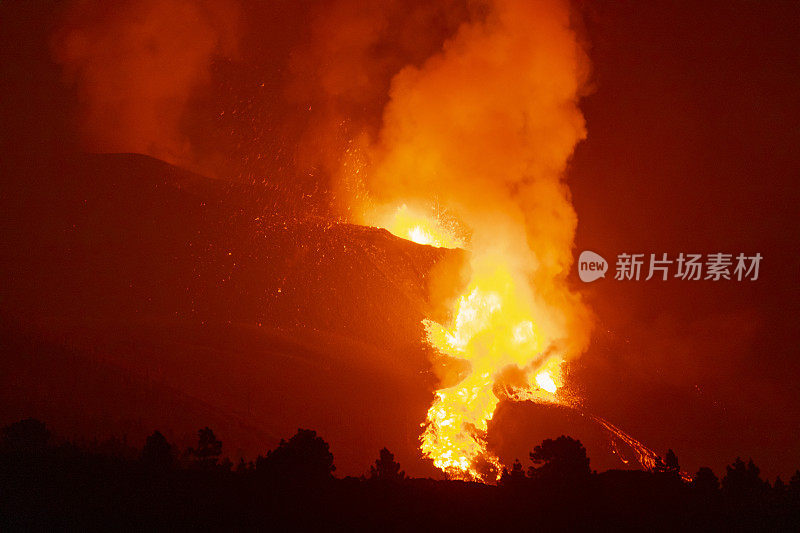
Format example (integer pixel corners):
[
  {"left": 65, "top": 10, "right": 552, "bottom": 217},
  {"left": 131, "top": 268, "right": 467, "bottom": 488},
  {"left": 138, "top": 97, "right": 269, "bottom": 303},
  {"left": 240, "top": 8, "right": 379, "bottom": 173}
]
[
  {"left": 342, "top": 0, "right": 594, "bottom": 481},
  {"left": 376, "top": 202, "right": 581, "bottom": 481}
]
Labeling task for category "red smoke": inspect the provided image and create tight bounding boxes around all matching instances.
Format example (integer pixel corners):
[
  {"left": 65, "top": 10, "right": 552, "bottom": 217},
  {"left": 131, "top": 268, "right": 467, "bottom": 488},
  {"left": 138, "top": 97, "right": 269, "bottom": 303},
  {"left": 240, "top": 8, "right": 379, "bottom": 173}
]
[{"left": 52, "top": 0, "right": 240, "bottom": 173}]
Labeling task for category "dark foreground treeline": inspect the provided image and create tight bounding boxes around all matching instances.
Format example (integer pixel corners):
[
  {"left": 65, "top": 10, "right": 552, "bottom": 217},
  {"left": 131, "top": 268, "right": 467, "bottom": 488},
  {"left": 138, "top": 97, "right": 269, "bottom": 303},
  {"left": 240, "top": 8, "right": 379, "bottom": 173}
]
[{"left": 1, "top": 419, "right": 799, "bottom": 531}]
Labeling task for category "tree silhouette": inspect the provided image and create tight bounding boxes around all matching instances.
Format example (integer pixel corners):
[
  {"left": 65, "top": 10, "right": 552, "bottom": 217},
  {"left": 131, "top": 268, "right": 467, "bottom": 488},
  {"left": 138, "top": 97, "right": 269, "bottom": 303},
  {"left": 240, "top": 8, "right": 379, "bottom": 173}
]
[
  {"left": 142, "top": 430, "right": 173, "bottom": 468},
  {"left": 722, "top": 457, "right": 767, "bottom": 499},
  {"left": 692, "top": 466, "right": 719, "bottom": 494},
  {"left": 368, "top": 447, "right": 405, "bottom": 482},
  {"left": 528, "top": 435, "right": 591, "bottom": 483},
  {"left": 2, "top": 417, "right": 800, "bottom": 529},
  {"left": 188, "top": 427, "right": 223, "bottom": 469},
  {"left": 256, "top": 428, "right": 335, "bottom": 483},
  {"left": 665, "top": 449, "right": 680, "bottom": 473},
  {"left": 499, "top": 459, "right": 526, "bottom": 488},
  {"left": 790, "top": 470, "right": 800, "bottom": 497},
  {"left": 1, "top": 418, "right": 50, "bottom": 452},
  {"left": 654, "top": 448, "right": 681, "bottom": 474}
]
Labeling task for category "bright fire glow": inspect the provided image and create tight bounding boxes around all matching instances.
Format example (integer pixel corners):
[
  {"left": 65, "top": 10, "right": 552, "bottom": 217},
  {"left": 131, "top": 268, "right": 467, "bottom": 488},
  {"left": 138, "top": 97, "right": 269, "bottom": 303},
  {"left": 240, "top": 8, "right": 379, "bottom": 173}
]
[
  {"left": 346, "top": 0, "right": 593, "bottom": 482},
  {"left": 371, "top": 204, "right": 464, "bottom": 249},
  {"left": 345, "top": 0, "right": 683, "bottom": 479},
  {"left": 535, "top": 371, "right": 557, "bottom": 394},
  {"left": 374, "top": 206, "right": 680, "bottom": 480},
  {"left": 419, "top": 248, "right": 568, "bottom": 481},
  {"left": 375, "top": 211, "right": 573, "bottom": 481}
]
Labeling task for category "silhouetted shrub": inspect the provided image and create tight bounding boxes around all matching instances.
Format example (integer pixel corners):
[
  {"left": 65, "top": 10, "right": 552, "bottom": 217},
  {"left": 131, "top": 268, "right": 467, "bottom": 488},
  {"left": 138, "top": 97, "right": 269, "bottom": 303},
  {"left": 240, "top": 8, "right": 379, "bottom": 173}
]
[
  {"left": 368, "top": 447, "right": 405, "bottom": 482},
  {"left": 256, "top": 428, "right": 335, "bottom": 483}
]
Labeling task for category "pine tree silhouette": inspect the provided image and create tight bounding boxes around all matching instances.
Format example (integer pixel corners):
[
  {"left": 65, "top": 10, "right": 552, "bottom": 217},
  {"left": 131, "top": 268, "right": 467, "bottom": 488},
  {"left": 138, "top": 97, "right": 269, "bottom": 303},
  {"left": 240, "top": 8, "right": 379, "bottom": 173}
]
[
  {"left": 368, "top": 447, "right": 405, "bottom": 482},
  {"left": 188, "top": 427, "right": 222, "bottom": 469}
]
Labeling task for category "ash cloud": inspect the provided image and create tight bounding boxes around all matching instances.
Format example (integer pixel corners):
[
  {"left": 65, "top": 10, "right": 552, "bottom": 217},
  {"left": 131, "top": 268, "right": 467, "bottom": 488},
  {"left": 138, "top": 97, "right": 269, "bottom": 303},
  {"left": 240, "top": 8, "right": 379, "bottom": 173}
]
[{"left": 52, "top": 0, "right": 240, "bottom": 175}]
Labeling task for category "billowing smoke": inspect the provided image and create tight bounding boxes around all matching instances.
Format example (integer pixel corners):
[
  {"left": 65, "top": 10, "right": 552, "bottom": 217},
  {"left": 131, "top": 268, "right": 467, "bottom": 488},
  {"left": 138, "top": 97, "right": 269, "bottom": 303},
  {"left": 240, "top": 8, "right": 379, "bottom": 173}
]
[
  {"left": 46, "top": 0, "right": 594, "bottom": 480},
  {"left": 337, "top": 0, "right": 594, "bottom": 479},
  {"left": 286, "top": 0, "right": 469, "bottom": 213},
  {"left": 52, "top": 0, "right": 239, "bottom": 173},
  {"left": 348, "top": 0, "right": 594, "bottom": 363},
  {"left": 370, "top": 0, "right": 589, "bottom": 335}
]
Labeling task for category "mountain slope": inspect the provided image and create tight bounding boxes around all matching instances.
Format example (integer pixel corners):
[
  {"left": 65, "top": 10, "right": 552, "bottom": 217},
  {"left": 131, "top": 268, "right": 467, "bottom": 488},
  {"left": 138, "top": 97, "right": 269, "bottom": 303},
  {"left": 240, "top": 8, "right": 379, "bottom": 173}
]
[{"left": 0, "top": 152, "right": 465, "bottom": 476}]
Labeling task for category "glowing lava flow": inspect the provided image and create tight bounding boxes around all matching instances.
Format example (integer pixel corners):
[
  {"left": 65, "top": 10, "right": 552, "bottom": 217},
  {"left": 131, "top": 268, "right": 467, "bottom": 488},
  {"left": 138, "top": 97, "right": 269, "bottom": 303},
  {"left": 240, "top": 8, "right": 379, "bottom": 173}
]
[
  {"left": 374, "top": 205, "right": 570, "bottom": 481},
  {"left": 347, "top": 0, "right": 676, "bottom": 482},
  {"left": 348, "top": 0, "right": 596, "bottom": 482},
  {"left": 375, "top": 206, "right": 678, "bottom": 483},
  {"left": 420, "top": 274, "right": 563, "bottom": 480}
]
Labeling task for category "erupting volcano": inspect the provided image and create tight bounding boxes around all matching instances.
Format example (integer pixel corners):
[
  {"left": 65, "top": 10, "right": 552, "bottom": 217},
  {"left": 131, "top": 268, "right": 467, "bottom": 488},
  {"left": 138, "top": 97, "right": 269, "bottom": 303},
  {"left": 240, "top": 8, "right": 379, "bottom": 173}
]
[
  {"left": 338, "top": 0, "right": 594, "bottom": 481},
  {"left": 3, "top": 0, "right": 796, "bottom": 514}
]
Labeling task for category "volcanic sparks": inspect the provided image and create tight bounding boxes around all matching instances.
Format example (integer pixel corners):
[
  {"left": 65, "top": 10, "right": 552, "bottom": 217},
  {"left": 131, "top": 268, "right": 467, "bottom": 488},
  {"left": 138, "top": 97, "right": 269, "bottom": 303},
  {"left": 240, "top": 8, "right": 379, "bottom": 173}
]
[
  {"left": 345, "top": 0, "right": 594, "bottom": 481},
  {"left": 371, "top": 204, "right": 464, "bottom": 249}
]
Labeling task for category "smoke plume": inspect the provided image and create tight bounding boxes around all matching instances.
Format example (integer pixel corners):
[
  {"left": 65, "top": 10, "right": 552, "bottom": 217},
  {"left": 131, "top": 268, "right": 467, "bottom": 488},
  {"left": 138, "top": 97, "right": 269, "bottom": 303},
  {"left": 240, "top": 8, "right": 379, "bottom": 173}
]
[
  {"left": 52, "top": 0, "right": 239, "bottom": 173},
  {"left": 358, "top": 0, "right": 592, "bottom": 357},
  {"left": 339, "top": 0, "right": 594, "bottom": 479}
]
